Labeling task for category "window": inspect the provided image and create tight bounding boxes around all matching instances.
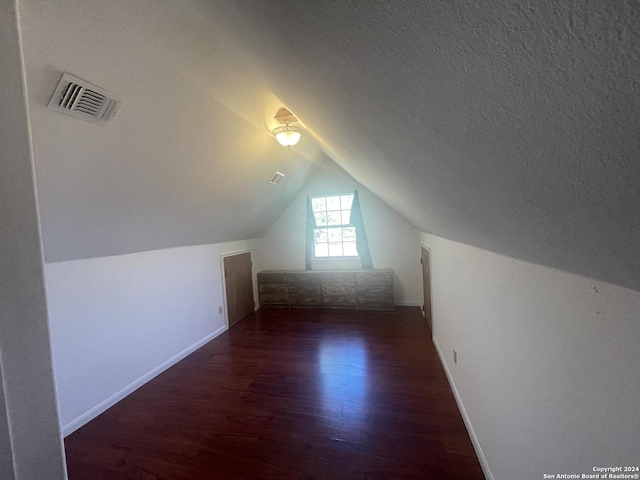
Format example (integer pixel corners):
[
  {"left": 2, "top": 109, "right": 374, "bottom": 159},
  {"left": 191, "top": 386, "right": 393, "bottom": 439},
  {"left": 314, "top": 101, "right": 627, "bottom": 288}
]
[{"left": 311, "top": 194, "right": 358, "bottom": 258}]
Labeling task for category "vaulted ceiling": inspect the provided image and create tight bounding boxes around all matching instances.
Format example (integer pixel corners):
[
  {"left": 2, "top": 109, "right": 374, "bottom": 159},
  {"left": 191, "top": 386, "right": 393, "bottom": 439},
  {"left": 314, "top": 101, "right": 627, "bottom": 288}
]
[
  {"left": 20, "top": 0, "right": 640, "bottom": 291},
  {"left": 209, "top": 0, "right": 640, "bottom": 292},
  {"left": 20, "top": 0, "right": 326, "bottom": 262}
]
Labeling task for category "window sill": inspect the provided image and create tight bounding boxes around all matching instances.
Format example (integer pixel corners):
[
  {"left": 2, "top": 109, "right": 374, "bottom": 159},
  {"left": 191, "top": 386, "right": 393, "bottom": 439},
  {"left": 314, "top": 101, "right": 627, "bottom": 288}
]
[{"left": 311, "top": 258, "right": 362, "bottom": 270}]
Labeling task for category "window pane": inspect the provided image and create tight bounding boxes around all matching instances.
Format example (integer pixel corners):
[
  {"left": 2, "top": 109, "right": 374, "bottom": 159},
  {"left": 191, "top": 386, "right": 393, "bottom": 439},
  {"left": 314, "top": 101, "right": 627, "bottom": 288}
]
[
  {"left": 312, "top": 197, "right": 326, "bottom": 212},
  {"left": 314, "top": 228, "right": 328, "bottom": 242},
  {"left": 326, "top": 211, "right": 341, "bottom": 225},
  {"left": 314, "top": 211, "right": 328, "bottom": 226},
  {"left": 326, "top": 195, "right": 341, "bottom": 211},
  {"left": 341, "top": 194, "right": 354, "bottom": 209},
  {"left": 342, "top": 227, "right": 356, "bottom": 241},
  {"left": 343, "top": 242, "right": 358, "bottom": 256},
  {"left": 314, "top": 243, "right": 329, "bottom": 257},
  {"left": 310, "top": 194, "right": 359, "bottom": 260},
  {"left": 328, "top": 227, "right": 342, "bottom": 242},
  {"left": 328, "top": 242, "right": 343, "bottom": 257}
]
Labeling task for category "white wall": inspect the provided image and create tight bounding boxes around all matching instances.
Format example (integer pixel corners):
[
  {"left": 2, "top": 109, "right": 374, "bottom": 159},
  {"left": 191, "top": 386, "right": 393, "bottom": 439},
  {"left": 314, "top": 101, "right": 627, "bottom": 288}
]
[
  {"left": 421, "top": 233, "right": 640, "bottom": 480},
  {"left": 255, "top": 161, "right": 422, "bottom": 305},
  {"left": 46, "top": 239, "right": 259, "bottom": 435},
  {"left": 0, "top": 1, "right": 67, "bottom": 478}
]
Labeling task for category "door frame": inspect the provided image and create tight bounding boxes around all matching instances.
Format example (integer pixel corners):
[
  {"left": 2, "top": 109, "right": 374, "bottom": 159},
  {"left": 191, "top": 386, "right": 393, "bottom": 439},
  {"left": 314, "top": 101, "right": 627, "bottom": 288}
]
[
  {"left": 220, "top": 248, "right": 254, "bottom": 330},
  {"left": 420, "top": 242, "right": 433, "bottom": 339}
]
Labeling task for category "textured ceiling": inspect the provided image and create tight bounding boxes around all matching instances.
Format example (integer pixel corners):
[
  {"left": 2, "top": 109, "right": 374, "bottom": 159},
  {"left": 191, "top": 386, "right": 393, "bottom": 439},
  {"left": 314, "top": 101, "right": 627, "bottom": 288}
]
[
  {"left": 18, "top": 0, "right": 640, "bottom": 292},
  {"left": 209, "top": 0, "right": 640, "bottom": 291}
]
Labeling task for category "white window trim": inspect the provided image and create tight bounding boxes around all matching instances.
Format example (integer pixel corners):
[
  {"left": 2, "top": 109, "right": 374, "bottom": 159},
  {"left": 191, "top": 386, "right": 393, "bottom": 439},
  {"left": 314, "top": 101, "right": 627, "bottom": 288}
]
[{"left": 311, "top": 193, "right": 360, "bottom": 261}]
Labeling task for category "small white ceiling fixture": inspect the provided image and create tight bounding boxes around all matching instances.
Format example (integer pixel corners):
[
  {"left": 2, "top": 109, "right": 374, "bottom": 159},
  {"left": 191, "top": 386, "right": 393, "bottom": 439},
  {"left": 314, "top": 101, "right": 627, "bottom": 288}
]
[
  {"left": 268, "top": 171, "right": 285, "bottom": 185},
  {"left": 272, "top": 108, "right": 301, "bottom": 148},
  {"left": 48, "top": 73, "right": 122, "bottom": 125}
]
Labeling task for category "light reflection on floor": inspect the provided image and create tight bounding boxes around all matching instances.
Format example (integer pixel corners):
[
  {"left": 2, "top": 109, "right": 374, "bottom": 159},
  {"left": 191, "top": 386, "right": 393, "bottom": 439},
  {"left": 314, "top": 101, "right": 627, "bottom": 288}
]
[{"left": 318, "top": 337, "right": 369, "bottom": 434}]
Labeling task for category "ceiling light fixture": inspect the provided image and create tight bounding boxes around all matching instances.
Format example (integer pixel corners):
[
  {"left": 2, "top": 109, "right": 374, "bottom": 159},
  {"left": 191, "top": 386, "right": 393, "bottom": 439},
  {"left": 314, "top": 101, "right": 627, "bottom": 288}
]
[{"left": 272, "top": 108, "right": 301, "bottom": 148}]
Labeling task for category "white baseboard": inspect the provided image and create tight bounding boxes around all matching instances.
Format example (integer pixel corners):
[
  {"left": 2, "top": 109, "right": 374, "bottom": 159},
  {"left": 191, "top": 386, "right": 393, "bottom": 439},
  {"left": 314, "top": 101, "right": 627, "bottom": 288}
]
[
  {"left": 433, "top": 336, "right": 494, "bottom": 480},
  {"left": 395, "top": 301, "right": 422, "bottom": 307},
  {"left": 62, "top": 325, "right": 228, "bottom": 437}
]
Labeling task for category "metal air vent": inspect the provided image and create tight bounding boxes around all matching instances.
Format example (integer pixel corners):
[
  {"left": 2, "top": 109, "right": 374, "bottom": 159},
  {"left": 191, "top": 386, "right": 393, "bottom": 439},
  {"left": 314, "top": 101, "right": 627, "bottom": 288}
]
[
  {"left": 48, "top": 73, "right": 122, "bottom": 125},
  {"left": 268, "top": 172, "right": 285, "bottom": 185}
]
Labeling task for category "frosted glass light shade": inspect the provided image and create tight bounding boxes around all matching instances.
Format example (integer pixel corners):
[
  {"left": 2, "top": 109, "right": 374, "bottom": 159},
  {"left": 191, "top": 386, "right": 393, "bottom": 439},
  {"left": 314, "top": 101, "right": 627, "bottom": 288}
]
[{"left": 273, "top": 125, "right": 302, "bottom": 147}]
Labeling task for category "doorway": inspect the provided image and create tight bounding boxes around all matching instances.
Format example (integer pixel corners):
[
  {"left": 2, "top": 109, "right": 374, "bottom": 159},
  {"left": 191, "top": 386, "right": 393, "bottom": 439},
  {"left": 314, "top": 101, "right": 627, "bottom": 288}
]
[
  {"left": 421, "top": 246, "right": 432, "bottom": 333},
  {"left": 222, "top": 251, "right": 254, "bottom": 328}
]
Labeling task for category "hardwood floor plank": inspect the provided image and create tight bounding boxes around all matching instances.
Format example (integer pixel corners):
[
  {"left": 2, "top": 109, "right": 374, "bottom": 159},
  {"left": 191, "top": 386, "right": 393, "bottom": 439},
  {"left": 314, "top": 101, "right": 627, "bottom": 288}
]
[{"left": 65, "top": 307, "right": 485, "bottom": 479}]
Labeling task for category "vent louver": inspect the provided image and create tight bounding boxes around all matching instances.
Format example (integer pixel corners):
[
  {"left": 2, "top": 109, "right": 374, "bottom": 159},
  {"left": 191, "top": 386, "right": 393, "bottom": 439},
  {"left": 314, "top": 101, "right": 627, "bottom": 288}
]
[
  {"left": 268, "top": 172, "right": 285, "bottom": 185},
  {"left": 48, "top": 73, "right": 122, "bottom": 125}
]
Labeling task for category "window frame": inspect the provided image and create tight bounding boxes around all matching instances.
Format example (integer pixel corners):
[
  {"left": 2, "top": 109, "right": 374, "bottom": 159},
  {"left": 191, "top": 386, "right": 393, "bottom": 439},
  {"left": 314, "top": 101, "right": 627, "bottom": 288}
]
[{"left": 310, "top": 193, "right": 359, "bottom": 260}]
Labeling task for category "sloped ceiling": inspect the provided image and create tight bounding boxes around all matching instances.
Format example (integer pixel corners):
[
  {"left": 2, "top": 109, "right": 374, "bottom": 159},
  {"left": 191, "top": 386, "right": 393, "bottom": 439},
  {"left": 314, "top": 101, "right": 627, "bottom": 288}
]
[
  {"left": 208, "top": 0, "right": 640, "bottom": 292},
  {"left": 19, "top": 0, "right": 327, "bottom": 262},
  {"left": 19, "top": 1, "right": 640, "bottom": 293}
]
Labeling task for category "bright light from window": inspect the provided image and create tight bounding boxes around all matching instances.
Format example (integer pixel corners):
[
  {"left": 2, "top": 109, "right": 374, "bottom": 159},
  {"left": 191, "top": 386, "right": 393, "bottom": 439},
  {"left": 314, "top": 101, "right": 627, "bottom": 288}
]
[
  {"left": 311, "top": 194, "right": 357, "bottom": 258},
  {"left": 318, "top": 338, "right": 368, "bottom": 429}
]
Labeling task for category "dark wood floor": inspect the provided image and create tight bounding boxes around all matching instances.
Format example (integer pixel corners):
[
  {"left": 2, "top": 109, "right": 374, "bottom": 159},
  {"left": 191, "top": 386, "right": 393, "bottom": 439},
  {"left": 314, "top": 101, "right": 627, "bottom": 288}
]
[{"left": 64, "top": 307, "right": 485, "bottom": 480}]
